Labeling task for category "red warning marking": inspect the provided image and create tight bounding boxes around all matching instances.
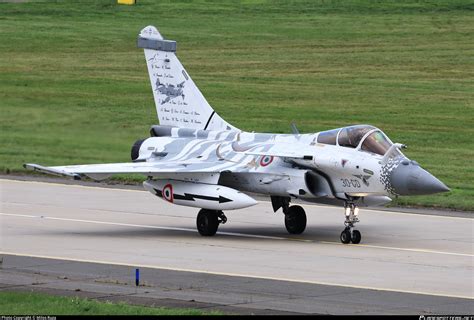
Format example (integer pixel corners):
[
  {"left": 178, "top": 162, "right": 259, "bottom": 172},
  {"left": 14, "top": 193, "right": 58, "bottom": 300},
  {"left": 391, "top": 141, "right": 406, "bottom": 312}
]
[
  {"left": 162, "top": 184, "right": 174, "bottom": 203},
  {"left": 259, "top": 155, "right": 274, "bottom": 167}
]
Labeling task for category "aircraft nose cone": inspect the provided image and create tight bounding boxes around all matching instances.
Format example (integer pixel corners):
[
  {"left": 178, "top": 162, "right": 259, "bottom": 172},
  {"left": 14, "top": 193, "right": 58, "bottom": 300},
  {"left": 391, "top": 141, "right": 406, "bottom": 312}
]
[{"left": 390, "top": 161, "right": 450, "bottom": 195}]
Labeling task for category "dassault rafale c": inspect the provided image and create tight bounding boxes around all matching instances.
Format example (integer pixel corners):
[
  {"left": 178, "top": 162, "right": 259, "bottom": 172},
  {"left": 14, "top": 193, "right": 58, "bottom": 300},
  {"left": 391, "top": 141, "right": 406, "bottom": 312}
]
[{"left": 25, "top": 26, "right": 450, "bottom": 244}]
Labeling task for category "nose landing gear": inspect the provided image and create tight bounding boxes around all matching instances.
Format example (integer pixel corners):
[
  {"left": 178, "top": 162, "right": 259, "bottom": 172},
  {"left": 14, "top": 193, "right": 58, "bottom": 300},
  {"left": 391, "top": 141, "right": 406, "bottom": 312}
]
[{"left": 340, "top": 203, "right": 361, "bottom": 244}]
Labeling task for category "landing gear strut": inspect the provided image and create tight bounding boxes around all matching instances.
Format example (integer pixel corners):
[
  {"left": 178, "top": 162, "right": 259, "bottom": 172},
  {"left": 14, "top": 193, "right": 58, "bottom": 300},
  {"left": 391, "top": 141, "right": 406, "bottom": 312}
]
[
  {"left": 196, "top": 209, "right": 227, "bottom": 236},
  {"left": 340, "top": 203, "right": 361, "bottom": 244}
]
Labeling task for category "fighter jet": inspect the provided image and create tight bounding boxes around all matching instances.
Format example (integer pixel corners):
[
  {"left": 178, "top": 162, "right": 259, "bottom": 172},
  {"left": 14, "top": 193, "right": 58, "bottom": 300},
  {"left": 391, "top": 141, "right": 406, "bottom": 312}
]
[{"left": 24, "top": 26, "right": 450, "bottom": 244}]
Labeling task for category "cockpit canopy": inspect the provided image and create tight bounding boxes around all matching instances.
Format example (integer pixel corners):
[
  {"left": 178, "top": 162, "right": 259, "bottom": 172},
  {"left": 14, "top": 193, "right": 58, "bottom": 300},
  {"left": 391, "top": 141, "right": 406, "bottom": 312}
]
[{"left": 316, "top": 125, "right": 393, "bottom": 156}]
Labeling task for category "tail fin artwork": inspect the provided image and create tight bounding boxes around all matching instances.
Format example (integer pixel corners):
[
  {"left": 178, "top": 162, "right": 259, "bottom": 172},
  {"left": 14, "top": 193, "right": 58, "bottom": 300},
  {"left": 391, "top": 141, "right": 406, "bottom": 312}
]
[{"left": 138, "top": 26, "right": 237, "bottom": 131}]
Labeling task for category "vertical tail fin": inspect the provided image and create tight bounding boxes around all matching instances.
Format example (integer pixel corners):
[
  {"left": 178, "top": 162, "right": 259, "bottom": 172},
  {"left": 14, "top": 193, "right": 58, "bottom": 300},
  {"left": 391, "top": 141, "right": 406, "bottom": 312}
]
[{"left": 138, "top": 26, "right": 237, "bottom": 131}]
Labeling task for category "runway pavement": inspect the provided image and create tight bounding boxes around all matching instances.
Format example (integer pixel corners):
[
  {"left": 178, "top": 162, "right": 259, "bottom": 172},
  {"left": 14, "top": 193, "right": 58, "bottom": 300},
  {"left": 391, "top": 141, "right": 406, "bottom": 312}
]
[{"left": 0, "top": 178, "right": 473, "bottom": 314}]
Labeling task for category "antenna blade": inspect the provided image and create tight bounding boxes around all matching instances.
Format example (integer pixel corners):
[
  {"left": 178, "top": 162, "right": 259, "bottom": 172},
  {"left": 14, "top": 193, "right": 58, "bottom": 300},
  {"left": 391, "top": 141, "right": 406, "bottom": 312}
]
[{"left": 290, "top": 122, "right": 300, "bottom": 135}]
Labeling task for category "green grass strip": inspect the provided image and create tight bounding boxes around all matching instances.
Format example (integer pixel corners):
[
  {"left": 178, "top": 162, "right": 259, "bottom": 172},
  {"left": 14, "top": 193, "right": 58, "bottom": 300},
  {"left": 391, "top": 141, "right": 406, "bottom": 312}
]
[{"left": 0, "top": 291, "right": 222, "bottom": 316}]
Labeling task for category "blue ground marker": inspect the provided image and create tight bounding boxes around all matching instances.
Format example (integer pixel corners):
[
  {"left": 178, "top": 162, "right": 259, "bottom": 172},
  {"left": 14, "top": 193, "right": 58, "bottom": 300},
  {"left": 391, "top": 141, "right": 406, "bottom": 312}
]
[{"left": 135, "top": 268, "right": 140, "bottom": 286}]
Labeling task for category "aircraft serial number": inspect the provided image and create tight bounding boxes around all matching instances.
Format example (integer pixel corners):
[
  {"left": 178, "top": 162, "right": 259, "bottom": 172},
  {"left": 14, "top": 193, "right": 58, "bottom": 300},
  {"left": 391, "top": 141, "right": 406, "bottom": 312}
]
[{"left": 340, "top": 179, "right": 361, "bottom": 188}]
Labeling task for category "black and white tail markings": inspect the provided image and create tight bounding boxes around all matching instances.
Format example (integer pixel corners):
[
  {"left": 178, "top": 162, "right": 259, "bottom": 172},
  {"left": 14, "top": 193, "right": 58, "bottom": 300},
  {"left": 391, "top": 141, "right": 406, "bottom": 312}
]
[{"left": 139, "top": 25, "right": 237, "bottom": 131}]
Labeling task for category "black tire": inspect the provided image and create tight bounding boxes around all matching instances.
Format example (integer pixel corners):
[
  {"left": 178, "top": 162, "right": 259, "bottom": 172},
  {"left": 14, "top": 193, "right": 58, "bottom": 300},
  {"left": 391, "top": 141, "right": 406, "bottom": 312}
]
[
  {"left": 196, "top": 209, "right": 219, "bottom": 236},
  {"left": 351, "top": 230, "right": 361, "bottom": 244},
  {"left": 340, "top": 229, "right": 351, "bottom": 244},
  {"left": 284, "top": 205, "right": 307, "bottom": 234}
]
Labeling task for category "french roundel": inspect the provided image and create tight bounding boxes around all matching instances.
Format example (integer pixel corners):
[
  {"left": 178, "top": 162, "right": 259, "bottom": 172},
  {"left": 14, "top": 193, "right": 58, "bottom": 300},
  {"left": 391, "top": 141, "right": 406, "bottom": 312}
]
[
  {"left": 162, "top": 184, "right": 174, "bottom": 203},
  {"left": 259, "top": 155, "right": 274, "bottom": 167}
]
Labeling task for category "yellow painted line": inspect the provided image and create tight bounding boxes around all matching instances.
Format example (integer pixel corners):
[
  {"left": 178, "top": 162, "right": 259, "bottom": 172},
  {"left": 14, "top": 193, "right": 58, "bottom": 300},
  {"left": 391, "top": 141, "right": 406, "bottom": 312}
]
[
  {"left": 291, "top": 202, "right": 473, "bottom": 221},
  {"left": 1, "top": 251, "right": 472, "bottom": 301},
  {"left": 320, "top": 241, "right": 474, "bottom": 258},
  {"left": 1, "top": 212, "right": 470, "bottom": 255},
  {"left": 1, "top": 178, "right": 472, "bottom": 220},
  {"left": 358, "top": 208, "right": 474, "bottom": 220}
]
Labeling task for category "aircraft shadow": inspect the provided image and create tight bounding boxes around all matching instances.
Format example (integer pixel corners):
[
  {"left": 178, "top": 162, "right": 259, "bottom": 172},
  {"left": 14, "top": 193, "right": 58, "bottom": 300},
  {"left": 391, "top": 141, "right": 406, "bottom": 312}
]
[{"left": 43, "top": 224, "right": 379, "bottom": 244}]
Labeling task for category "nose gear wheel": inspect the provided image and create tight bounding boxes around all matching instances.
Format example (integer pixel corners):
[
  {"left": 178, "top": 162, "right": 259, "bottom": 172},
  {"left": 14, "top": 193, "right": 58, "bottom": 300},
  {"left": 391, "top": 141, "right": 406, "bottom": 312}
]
[{"left": 340, "top": 203, "right": 362, "bottom": 244}]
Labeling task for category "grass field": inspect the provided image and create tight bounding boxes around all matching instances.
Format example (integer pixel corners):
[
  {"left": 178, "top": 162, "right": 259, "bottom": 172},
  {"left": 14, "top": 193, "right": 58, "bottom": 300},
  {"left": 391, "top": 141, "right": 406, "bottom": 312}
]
[
  {"left": 0, "top": 0, "right": 473, "bottom": 210},
  {"left": 0, "top": 291, "right": 220, "bottom": 315}
]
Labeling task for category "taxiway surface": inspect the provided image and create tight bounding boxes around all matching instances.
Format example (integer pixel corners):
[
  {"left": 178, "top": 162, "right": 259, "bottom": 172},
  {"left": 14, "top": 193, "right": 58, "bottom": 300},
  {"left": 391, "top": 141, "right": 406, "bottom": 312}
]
[{"left": 0, "top": 178, "right": 472, "bottom": 314}]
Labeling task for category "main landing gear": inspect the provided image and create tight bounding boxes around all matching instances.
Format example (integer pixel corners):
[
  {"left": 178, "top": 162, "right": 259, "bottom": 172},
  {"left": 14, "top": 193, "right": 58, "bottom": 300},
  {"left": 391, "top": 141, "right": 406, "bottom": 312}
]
[
  {"left": 284, "top": 205, "right": 307, "bottom": 235},
  {"left": 340, "top": 203, "right": 361, "bottom": 244},
  {"left": 195, "top": 202, "right": 308, "bottom": 236},
  {"left": 270, "top": 196, "right": 307, "bottom": 235},
  {"left": 196, "top": 209, "right": 227, "bottom": 236}
]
